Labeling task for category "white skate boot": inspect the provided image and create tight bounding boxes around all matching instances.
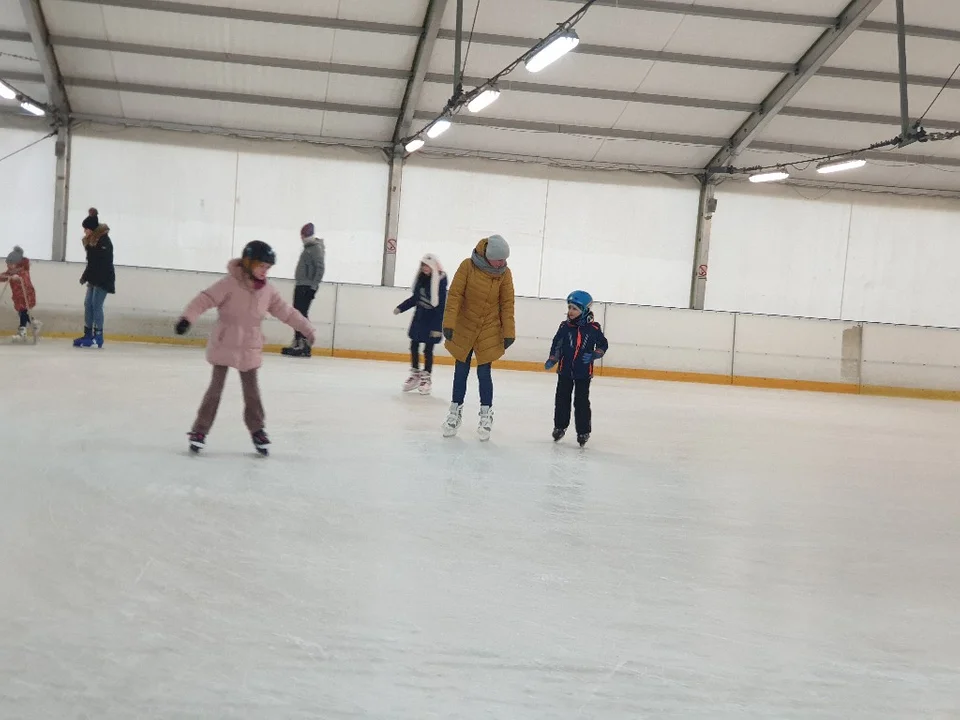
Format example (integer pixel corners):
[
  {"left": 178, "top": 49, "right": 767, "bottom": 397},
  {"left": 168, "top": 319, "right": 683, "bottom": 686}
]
[
  {"left": 29, "top": 319, "right": 41, "bottom": 344},
  {"left": 478, "top": 405, "right": 494, "bottom": 442},
  {"left": 442, "top": 403, "right": 463, "bottom": 437},
  {"left": 402, "top": 369, "right": 421, "bottom": 392},
  {"left": 13, "top": 327, "right": 26, "bottom": 343},
  {"left": 418, "top": 371, "right": 432, "bottom": 395}
]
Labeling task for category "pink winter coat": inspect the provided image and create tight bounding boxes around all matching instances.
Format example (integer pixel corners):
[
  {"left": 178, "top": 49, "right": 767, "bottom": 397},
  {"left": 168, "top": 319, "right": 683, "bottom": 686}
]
[{"left": 182, "top": 260, "right": 316, "bottom": 372}]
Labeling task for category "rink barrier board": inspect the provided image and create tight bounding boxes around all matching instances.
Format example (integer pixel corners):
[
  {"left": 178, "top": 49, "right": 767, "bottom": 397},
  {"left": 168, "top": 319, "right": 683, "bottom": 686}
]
[{"left": 31, "top": 330, "right": 960, "bottom": 401}]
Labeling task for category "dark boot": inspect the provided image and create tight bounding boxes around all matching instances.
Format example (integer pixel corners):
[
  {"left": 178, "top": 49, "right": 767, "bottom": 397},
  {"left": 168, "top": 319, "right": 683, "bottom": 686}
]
[{"left": 73, "top": 326, "right": 93, "bottom": 347}]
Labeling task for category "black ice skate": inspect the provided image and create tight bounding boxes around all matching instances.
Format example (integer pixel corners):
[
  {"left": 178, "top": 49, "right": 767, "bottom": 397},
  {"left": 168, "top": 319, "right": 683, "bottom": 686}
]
[
  {"left": 552, "top": 428, "right": 566, "bottom": 442},
  {"left": 251, "top": 429, "right": 271, "bottom": 456},
  {"left": 188, "top": 432, "right": 206, "bottom": 453},
  {"left": 577, "top": 433, "right": 590, "bottom": 447}
]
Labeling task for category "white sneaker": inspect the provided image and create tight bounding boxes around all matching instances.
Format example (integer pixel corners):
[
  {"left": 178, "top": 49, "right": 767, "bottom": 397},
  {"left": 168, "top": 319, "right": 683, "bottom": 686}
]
[
  {"left": 402, "top": 369, "right": 421, "bottom": 392},
  {"left": 478, "top": 405, "right": 494, "bottom": 441},
  {"left": 442, "top": 403, "right": 463, "bottom": 437},
  {"left": 418, "top": 371, "right": 432, "bottom": 395}
]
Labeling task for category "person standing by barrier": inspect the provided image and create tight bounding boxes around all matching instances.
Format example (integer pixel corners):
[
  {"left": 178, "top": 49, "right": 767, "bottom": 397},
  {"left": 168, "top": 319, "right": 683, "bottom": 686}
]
[
  {"left": 282, "top": 222, "right": 325, "bottom": 358},
  {"left": 74, "top": 208, "right": 115, "bottom": 349},
  {"left": 441, "top": 235, "right": 515, "bottom": 441}
]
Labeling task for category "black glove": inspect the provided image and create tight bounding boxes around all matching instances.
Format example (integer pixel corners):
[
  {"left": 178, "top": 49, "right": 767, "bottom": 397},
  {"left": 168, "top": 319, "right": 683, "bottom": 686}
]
[
  {"left": 174, "top": 318, "right": 191, "bottom": 335},
  {"left": 443, "top": 328, "right": 454, "bottom": 341},
  {"left": 79, "top": 276, "right": 86, "bottom": 285},
  {"left": 504, "top": 338, "right": 515, "bottom": 350}
]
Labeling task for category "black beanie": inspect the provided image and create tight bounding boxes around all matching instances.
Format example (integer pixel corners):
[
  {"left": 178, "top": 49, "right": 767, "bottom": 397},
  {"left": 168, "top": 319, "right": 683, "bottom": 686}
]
[{"left": 82, "top": 208, "right": 99, "bottom": 231}]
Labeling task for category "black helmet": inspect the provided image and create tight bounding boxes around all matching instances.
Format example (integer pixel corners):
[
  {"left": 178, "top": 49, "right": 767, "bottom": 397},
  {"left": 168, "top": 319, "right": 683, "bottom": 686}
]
[{"left": 242, "top": 240, "right": 276, "bottom": 265}]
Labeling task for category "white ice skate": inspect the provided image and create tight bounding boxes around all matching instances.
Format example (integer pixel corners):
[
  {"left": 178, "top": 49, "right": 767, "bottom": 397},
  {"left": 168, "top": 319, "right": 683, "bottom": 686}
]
[
  {"left": 418, "top": 371, "right": 432, "bottom": 395},
  {"left": 442, "top": 402, "right": 463, "bottom": 437},
  {"left": 478, "top": 405, "right": 494, "bottom": 442},
  {"left": 29, "top": 319, "right": 41, "bottom": 344},
  {"left": 11, "top": 327, "right": 27, "bottom": 343},
  {"left": 402, "top": 369, "right": 421, "bottom": 392}
]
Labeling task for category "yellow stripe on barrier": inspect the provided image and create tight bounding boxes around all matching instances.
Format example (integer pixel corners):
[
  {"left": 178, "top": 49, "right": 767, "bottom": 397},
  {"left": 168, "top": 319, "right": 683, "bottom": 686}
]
[{"left": 19, "top": 331, "right": 960, "bottom": 402}]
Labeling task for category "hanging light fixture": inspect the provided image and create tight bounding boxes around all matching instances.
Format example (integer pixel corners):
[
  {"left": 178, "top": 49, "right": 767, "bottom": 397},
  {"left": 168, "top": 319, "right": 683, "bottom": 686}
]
[
  {"left": 817, "top": 158, "right": 867, "bottom": 174},
  {"left": 748, "top": 170, "right": 789, "bottom": 183},
  {"left": 467, "top": 85, "right": 501, "bottom": 113},
  {"left": 525, "top": 30, "right": 580, "bottom": 73},
  {"left": 405, "top": 137, "right": 425, "bottom": 153},
  {"left": 0, "top": 81, "right": 15, "bottom": 100},
  {"left": 20, "top": 100, "right": 45, "bottom": 116},
  {"left": 426, "top": 117, "right": 452, "bottom": 139}
]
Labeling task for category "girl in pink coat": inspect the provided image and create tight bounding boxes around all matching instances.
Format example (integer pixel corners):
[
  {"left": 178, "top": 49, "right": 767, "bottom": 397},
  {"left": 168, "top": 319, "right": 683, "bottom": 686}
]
[{"left": 175, "top": 241, "right": 316, "bottom": 456}]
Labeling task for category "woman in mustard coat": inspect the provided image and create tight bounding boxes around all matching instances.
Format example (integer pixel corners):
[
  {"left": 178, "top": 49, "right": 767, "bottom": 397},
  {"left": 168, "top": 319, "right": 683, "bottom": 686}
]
[{"left": 441, "top": 235, "right": 516, "bottom": 440}]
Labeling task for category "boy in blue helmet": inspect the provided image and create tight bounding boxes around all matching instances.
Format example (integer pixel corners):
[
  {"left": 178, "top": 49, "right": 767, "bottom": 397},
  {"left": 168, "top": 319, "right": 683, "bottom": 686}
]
[{"left": 545, "top": 290, "right": 608, "bottom": 447}]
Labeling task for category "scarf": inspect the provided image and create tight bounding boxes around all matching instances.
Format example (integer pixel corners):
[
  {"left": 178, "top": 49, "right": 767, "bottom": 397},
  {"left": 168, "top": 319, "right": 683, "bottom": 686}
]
[{"left": 471, "top": 249, "right": 506, "bottom": 276}]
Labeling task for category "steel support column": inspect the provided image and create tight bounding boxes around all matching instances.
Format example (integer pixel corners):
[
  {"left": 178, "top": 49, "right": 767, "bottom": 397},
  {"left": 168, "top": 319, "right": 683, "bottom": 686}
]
[
  {"left": 381, "top": 151, "right": 404, "bottom": 287},
  {"left": 690, "top": 179, "right": 715, "bottom": 310},
  {"left": 51, "top": 125, "right": 71, "bottom": 261}
]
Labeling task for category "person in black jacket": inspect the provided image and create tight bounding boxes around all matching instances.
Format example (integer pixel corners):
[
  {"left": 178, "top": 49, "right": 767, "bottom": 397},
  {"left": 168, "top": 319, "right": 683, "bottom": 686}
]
[
  {"left": 74, "top": 208, "right": 115, "bottom": 349},
  {"left": 394, "top": 254, "right": 447, "bottom": 395},
  {"left": 544, "top": 290, "right": 609, "bottom": 447}
]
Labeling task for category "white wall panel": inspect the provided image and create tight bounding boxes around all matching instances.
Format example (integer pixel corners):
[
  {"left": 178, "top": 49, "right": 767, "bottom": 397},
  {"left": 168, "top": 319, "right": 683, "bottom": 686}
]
[
  {"left": 396, "top": 164, "right": 549, "bottom": 297},
  {"left": 67, "top": 136, "right": 237, "bottom": 272},
  {"left": 0, "top": 128, "right": 56, "bottom": 261},
  {"left": 233, "top": 151, "right": 388, "bottom": 285},
  {"left": 509, "top": 296, "right": 571, "bottom": 363},
  {"left": 733, "top": 314, "right": 860, "bottom": 384},
  {"left": 841, "top": 202, "right": 960, "bottom": 328},
  {"left": 706, "top": 190, "right": 852, "bottom": 319},
  {"left": 334, "top": 284, "right": 426, "bottom": 355},
  {"left": 540, "top": 179, "right": 699, "bottom": 306},
  {"left": 861, "top": 324, "right": 960, "bottom": 391},
  {"left": 603, "top": 304, "right": 734, "bottom": 375}
]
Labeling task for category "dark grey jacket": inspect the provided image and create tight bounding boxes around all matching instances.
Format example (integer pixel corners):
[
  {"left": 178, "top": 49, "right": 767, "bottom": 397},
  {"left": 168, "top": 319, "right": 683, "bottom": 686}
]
[{"left": 295, "top": 237, "right": 325, "bottom": 289}]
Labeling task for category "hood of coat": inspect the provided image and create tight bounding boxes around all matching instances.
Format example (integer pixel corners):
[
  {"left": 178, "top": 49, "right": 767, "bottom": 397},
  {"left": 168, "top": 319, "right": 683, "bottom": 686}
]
[
  {"left": 303, "top": 236, "right": 324, "bottom": 249},
  {"left": 414, "top": 253, "right": 446, "bottom": 307},
  {"left": 83, "top": 223, "right": 110, "bottom": 248}
]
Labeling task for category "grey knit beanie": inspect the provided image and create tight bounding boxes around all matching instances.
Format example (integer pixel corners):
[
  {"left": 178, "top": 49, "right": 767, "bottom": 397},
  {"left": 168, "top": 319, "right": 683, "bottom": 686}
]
[
  {"left": 6, "top": 245, "right": 23, "bottom": 265},
  {"left": 484, "top": 234, "right": 510, "bottom": 262}
]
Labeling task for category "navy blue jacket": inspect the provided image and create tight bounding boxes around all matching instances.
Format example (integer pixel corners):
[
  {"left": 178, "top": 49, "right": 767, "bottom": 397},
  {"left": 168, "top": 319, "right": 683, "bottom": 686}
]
[
  {"left": 397, "top": 273, "right": 448, "bottom": 344},
  {"left": 547, "top": 312, "right": 609, "bottom": 380}
]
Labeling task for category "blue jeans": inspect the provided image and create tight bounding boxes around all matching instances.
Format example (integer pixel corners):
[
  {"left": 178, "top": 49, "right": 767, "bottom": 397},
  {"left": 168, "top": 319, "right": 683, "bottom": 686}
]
[
  {"left": 452, "top": 350, "right": 493, "bottom": 406},
  {"left": 84, "top": 285, "right": 108, "bottom": 330}
]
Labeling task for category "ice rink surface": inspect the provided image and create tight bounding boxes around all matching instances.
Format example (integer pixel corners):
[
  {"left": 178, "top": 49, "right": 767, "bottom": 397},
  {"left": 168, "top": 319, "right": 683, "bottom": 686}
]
[{"left": 1, "top": 340, "right": 958, "bottom": 718}]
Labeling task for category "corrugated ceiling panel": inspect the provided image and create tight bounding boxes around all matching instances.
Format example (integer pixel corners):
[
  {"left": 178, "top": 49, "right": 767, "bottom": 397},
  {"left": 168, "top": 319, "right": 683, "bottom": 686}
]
[
  {"left": 67, "top": 85, "right": 123, "bottom": 116},
  {"left": 426, "top": 123, "right": 605, "bottom": 162},
  {"left": 442, "top": 0, "right": 687, "bottom": 51},
  {"left": 0, "top": 0, "right": 28, "bottom": 29},
  {"left": 591, "top": 137, "right": 718, "bottom": 168},
  {"left": 868, "top": 0, "right": 960, "bottom": 32},
  {"left": 614, "top": 103, "right": 748, "bottom": 138},
  {"left": 323, "top": 73, "right": 405, "bottom": 109},
  {"left": 0, "top": 40, "right": 41, "bottom": 71},
  {"left": 319, "top": 111, "right": 394, "bottom": 142},
  {"left": 661, "top": 16, "right": 823, "bottom": 63},
  {"left": 79, "top": 90, "right": 392, "bottom": 142},
  {"left": 826, "top": 31, "right": 960, "bottom": 77},
  {"left": 759, "top": 115, "right": 960, "bottom": 160},
  {"left": 162, "top": 0, "right": 428, "bottom": 25},
  {"left": 417, "top": 82, "right": 628, "bottom": 127},
  {"left": 680, "top": 0, "right": 848, "bottom": 13},
  {"left": 328, "top": 30, "right": 417, "bottom": 70},
  {"left": 789, "top": 76, "right": 960, "bottom": 123},
  {"left": 634, "top": 63, "right": 776, "bottom": 104}
]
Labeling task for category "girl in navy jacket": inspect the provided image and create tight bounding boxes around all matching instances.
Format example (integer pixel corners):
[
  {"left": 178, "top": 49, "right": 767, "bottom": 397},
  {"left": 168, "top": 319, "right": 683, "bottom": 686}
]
[
  {"left": 395, "top": 254, "right": 447, "bottom": 395},
  {"left": 545, "top": 290, "right": 608, "bottom": 446}
]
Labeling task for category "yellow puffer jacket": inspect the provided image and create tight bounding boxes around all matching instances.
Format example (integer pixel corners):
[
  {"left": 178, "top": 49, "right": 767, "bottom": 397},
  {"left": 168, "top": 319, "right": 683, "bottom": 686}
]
[{"left": 443, "top": 239, "right": 517, "bottom": 365}]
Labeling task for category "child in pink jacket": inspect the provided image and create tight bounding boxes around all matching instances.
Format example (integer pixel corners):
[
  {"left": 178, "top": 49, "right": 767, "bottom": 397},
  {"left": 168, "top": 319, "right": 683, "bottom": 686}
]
[{"left": 175, "top": 240, "right": 316, "bottom": 456}]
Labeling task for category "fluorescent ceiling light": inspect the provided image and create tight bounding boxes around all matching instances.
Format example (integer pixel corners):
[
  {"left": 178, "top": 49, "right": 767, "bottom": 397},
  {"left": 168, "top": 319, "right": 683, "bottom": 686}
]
[
  {"left": 20, "top": 101, "right": 45, "bottom": 116},
  {"left": 467, "top": 86, "right": 501, "bottom": 113},
  {"left": 405, "top": 137, "right": 425, "bottom": 153},
  {"left": 817, "top": 158, "right": 867, "bottom": 174},
  {"left": 525, "top": 30, "right": 580, "bottom": 73},
  {"left": 426, "top": 118, "right": 451, "bottom": 139},
  {"left": 748, "top": 170, "right": 789, "bottom": 183},
  {"left": 0, "top": 81, "right": 15, "bottom": 100}
]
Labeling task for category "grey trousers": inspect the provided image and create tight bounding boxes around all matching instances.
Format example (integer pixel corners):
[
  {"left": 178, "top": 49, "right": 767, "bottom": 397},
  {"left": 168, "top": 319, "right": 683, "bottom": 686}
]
[{"left": 191, "top": 365, "right": 265, "bottom": 434}]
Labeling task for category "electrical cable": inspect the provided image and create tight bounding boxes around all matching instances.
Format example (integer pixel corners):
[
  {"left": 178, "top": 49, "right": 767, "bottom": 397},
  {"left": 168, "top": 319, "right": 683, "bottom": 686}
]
[
  {"left": 0, "top": 130, "right": 55, "bottom": 165},
  {"left": 461, "top": 0, "right": 483, "bottom": 80},
  {"left": 917, "top": 60, "right": 960, "bottom": 125}
]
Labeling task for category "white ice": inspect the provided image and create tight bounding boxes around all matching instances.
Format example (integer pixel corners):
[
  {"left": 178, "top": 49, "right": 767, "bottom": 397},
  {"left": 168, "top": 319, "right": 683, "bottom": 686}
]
[{"left": 1, "top": 340, "right": 959, "bottom": 718}]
